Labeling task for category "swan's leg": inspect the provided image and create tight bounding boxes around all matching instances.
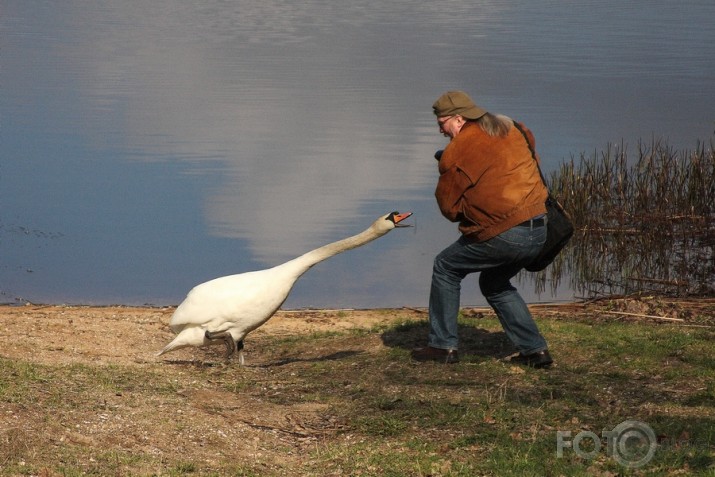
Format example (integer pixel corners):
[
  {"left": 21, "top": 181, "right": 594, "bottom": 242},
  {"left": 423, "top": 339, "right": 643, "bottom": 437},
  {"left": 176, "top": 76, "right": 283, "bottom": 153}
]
[
  {"left": 204, "top": 330, "right": 237, "bottom": 359},
  {"left": 237, "top": 340, "right": 245, "bottom": 366}
]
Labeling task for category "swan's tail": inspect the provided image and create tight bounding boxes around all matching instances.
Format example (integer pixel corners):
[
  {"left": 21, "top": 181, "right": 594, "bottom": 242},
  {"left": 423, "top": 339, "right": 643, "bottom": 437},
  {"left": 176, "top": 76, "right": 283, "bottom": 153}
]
[{"left": 156, "top": 326, "right": 208, "bottom": 357}]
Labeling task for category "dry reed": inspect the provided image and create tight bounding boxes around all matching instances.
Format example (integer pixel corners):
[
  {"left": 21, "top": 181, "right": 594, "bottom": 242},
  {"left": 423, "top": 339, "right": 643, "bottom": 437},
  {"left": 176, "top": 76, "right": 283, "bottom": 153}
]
[{"left": 532, "top": 138, "right": 714, "bottom": 298}]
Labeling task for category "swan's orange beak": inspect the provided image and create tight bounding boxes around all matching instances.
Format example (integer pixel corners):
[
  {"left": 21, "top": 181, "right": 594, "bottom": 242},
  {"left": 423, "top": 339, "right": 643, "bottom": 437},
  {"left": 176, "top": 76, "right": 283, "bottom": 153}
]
[{"left": 393, "top": 211, "right": 413, "bottom": 227}]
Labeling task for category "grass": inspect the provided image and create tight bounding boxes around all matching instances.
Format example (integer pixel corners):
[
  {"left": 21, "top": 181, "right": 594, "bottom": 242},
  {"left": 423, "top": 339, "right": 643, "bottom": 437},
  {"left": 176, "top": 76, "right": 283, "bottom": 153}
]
[{"left": 1, "top": 311, "right": 713, "bottom": 476}]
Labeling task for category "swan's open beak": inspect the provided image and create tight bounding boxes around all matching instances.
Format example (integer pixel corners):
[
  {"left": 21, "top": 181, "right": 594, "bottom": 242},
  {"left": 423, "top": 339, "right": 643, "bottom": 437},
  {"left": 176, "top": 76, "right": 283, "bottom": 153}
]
[{"left": 393, "top": 211, "right": 413, "bottom": 227}]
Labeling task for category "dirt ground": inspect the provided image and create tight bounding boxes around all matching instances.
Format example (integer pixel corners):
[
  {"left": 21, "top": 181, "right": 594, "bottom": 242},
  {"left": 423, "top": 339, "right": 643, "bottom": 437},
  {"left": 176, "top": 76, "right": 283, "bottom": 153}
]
[
  {"left": 3, "top": 297, "right": 710, "bottom": 368},
  {"left": 0, "top": 298, "right": 712, "bottom": 475},
  {"left": 0, "top": 305, "right": 418, "bottom": 367}
]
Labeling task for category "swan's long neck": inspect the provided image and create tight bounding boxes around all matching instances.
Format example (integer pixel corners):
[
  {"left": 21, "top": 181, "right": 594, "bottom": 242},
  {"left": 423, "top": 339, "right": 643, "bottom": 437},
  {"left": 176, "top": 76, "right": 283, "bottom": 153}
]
[{"left": 279, "top": 225, "right": 387, "bottom": 278}]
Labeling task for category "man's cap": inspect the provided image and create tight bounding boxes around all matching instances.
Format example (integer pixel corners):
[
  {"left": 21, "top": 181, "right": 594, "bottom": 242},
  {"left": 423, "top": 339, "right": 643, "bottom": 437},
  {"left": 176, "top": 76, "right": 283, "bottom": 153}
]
[{"left": 432, "top": 91, "right": 487, "bottom": 120}]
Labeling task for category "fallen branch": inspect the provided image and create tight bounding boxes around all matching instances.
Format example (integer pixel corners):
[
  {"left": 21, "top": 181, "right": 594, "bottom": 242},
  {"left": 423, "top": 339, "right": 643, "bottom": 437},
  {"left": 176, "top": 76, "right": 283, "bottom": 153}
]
[
  {"left": 625, "top": 276, "right": 689, "bottom": 287},
  {"left": 401, "top": 306, "right": 428, "bottom": 314},
  {"left": 602, "top": 310, "right": 684, "bottom": 322}
]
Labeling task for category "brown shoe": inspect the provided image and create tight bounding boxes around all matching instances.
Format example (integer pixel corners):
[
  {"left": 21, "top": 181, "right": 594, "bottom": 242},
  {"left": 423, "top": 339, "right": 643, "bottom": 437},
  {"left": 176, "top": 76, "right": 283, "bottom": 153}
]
[{"left": 411, "top": 346, "right": 459, "bottom": 364}]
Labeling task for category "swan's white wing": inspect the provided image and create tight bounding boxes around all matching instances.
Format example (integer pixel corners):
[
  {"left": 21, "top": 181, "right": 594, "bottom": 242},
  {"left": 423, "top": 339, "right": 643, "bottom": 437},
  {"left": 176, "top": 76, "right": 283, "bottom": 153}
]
[{"left": 168, "top": 266, "right": 297, "bottom": 333}]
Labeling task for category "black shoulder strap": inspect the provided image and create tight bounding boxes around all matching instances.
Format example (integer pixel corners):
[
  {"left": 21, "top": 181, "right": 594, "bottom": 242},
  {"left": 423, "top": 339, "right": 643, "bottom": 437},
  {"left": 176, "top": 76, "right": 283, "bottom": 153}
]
[{"left": 513, "top": 120, "right": 548, "bottom": 188}]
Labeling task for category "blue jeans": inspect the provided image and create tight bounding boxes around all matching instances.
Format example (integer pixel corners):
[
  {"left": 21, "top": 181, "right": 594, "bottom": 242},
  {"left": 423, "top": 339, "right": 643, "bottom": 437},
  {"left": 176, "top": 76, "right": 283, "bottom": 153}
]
[{"left": 428, "top": 223, "right": 548, "bottom": 354}]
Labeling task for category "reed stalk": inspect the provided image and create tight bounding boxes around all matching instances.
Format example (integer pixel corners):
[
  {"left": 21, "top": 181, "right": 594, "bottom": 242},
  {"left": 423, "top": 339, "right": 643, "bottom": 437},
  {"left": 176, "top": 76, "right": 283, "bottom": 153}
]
[{"left": 530, "top": 138, "right": 715, "bottom": 298}]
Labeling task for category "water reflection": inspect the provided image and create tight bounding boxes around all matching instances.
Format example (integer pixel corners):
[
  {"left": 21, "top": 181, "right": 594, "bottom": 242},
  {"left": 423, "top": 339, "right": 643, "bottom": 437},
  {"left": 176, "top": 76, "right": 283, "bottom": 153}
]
[{"left": 2, "top": 1, "right": 714, "bottom": 307}]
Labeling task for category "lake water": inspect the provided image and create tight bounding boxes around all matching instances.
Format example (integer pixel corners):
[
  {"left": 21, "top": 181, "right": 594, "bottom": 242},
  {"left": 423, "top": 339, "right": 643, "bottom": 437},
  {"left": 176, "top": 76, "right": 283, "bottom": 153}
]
[{"left": 2, "top": 1, "right": 714, "bottom": 308}]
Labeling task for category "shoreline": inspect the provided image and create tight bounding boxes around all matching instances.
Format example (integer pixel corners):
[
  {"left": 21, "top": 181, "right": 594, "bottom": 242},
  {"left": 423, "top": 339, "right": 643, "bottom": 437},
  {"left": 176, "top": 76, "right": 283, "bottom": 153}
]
[{"left": 3, "top": 295, "right": 712, "bottom": 327}]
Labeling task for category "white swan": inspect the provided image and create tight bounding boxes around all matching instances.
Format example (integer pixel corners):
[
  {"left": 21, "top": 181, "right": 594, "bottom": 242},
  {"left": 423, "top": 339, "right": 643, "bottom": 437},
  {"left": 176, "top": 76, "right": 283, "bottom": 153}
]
[{"left": 157, "top": 211, "right": 412, "bottom": 363}]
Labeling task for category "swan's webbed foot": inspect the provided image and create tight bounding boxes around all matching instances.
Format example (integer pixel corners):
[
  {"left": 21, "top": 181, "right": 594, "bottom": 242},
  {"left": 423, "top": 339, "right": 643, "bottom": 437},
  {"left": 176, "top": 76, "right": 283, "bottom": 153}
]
[{"left": 205, "top": 330, "right": 243, "bottom": 362}]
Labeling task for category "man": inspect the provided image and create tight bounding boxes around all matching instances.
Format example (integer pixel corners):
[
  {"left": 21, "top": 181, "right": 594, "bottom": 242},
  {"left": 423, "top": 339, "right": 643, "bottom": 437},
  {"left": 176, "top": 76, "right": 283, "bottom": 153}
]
[{"left": 411, "top": 90, "right": 552, "bottom": 368}]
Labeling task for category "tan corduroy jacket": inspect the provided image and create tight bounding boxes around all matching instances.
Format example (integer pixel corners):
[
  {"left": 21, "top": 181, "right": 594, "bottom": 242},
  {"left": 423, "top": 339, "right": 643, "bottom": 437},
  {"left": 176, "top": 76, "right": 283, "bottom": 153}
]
[{"left": 435, "top": 121, "right": 548, "bottom": 242}]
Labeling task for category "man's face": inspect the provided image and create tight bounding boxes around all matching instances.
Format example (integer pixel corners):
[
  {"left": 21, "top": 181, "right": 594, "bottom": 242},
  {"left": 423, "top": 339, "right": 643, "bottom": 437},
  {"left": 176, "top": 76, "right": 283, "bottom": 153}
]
[{"left": 437, "top": 115, "right": 463, "bottom": 139}]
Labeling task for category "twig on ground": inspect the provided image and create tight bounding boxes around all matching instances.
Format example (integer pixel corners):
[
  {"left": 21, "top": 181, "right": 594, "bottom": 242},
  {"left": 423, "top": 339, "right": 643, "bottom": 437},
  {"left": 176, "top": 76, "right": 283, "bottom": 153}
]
[{"left": 602, "top": 310, "right": 684, "bottom": 322}]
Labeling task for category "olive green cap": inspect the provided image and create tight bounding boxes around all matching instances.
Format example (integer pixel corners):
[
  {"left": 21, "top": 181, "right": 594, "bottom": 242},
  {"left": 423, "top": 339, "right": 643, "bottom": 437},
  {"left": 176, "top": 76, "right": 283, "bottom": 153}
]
[{"left": 432, "top": 90, "right": 487, "bottom": 120}]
